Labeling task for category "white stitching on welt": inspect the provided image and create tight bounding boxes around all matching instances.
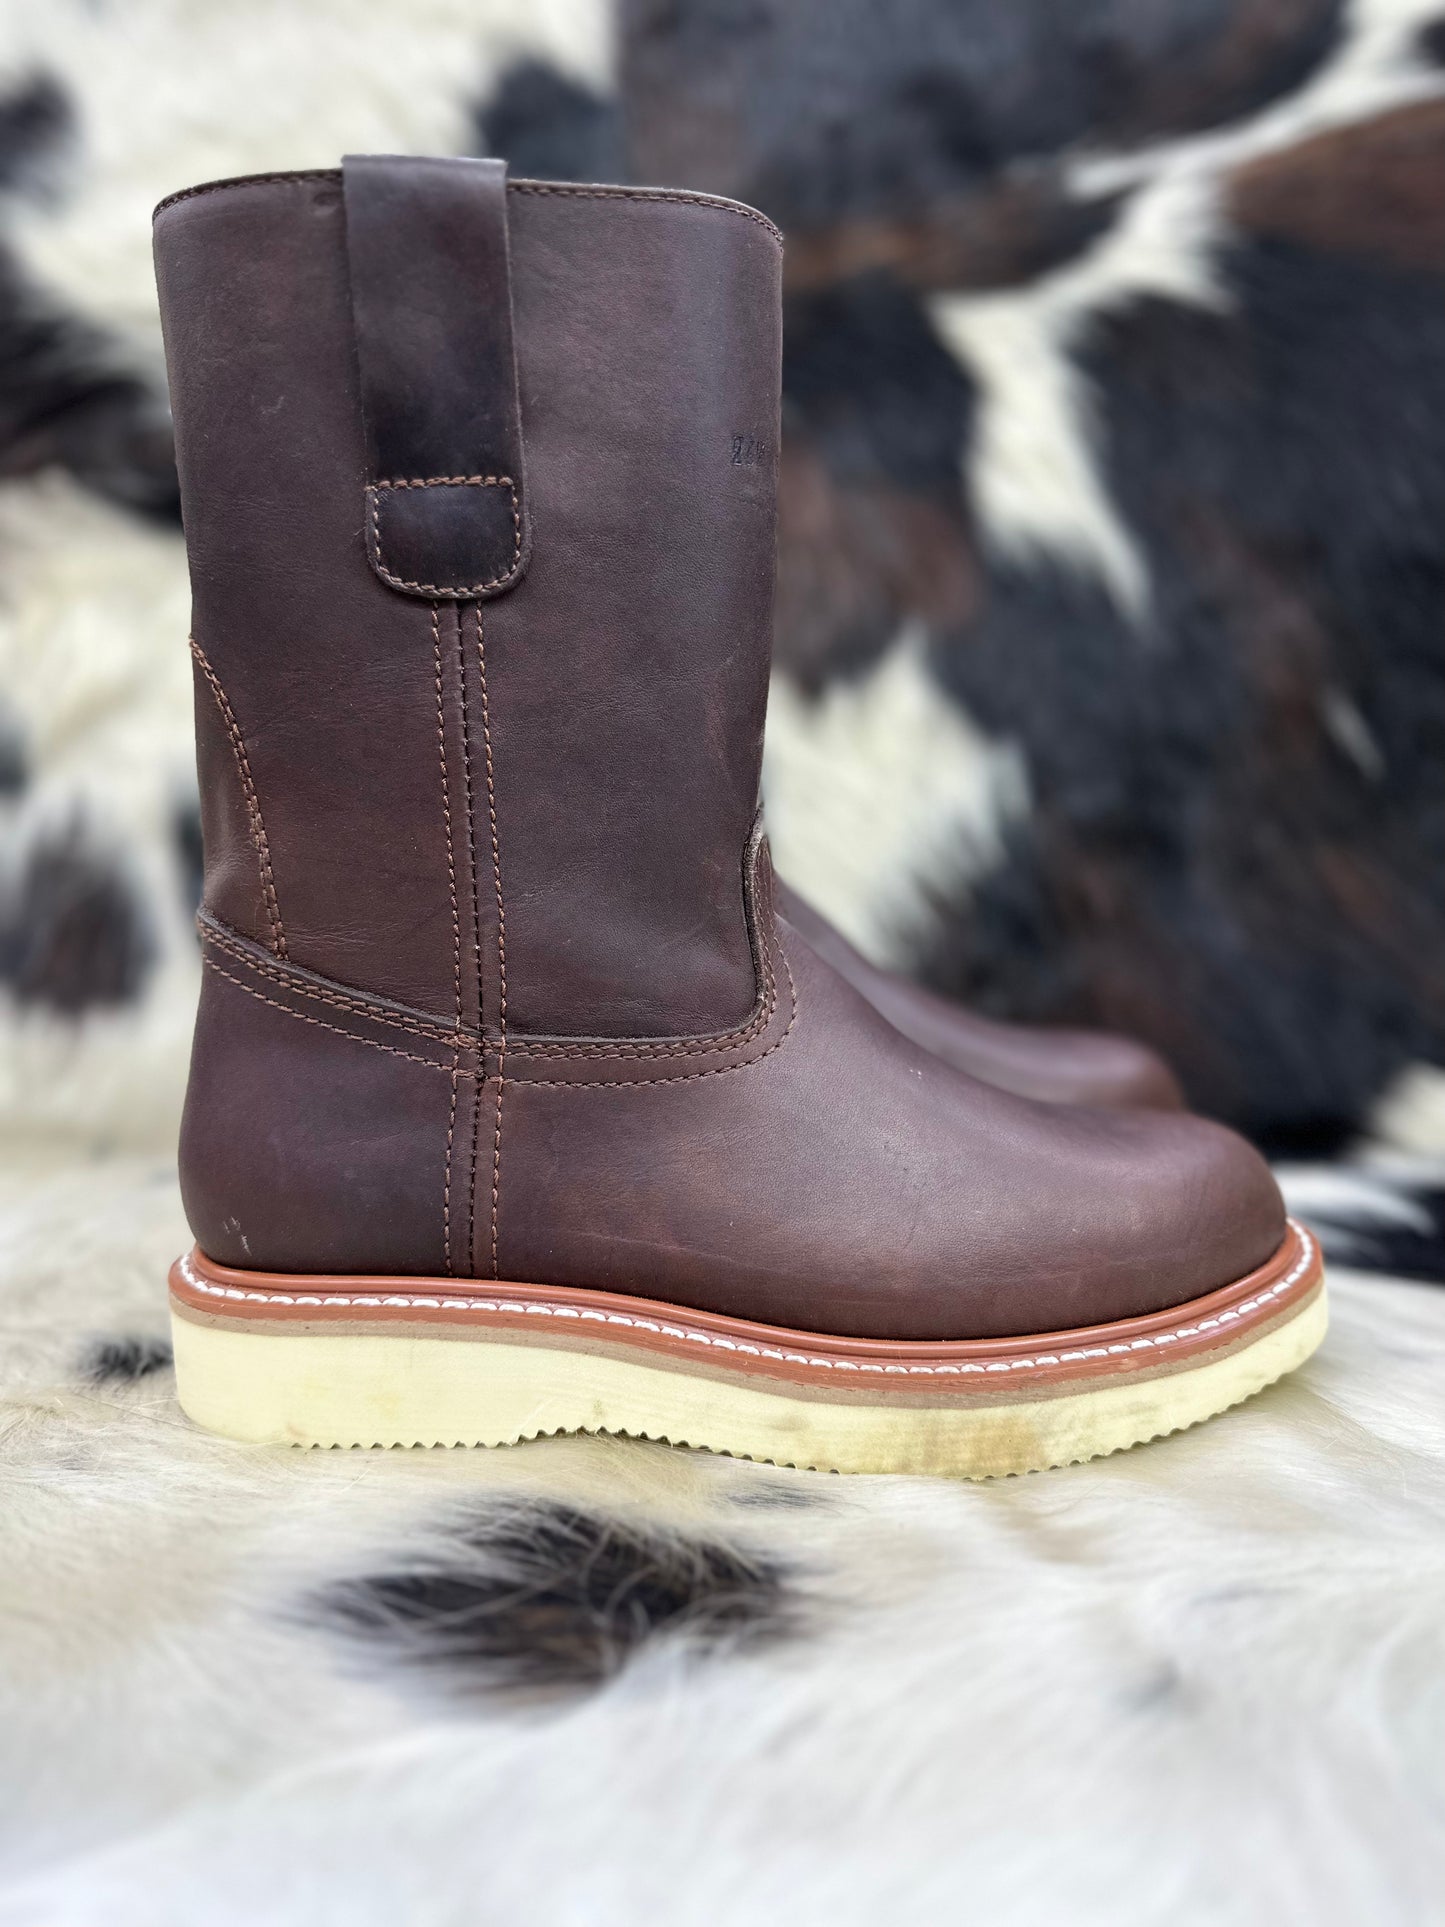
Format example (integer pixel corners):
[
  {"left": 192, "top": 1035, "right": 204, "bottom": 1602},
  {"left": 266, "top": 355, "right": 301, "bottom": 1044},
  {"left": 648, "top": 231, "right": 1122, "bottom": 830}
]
[{"left": 175, "top": 1226, "right": 1316, "bottom": 1378}]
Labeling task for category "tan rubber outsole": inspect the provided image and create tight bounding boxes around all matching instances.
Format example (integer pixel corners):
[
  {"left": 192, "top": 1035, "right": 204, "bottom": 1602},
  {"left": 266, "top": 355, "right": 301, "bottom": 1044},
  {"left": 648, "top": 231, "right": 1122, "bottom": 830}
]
[{"left": 169, "top": 1221, "right": 1325, "bottom": 1478}]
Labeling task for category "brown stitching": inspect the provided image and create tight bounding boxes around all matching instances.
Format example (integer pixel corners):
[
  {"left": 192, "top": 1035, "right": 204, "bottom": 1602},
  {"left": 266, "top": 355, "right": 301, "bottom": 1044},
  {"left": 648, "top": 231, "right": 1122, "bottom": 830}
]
[
  {"left": 199, "top": 820, "right": 778, "bottom": 1064},
  {"left": 200, "top": 921, "right": 462, "bottom": 1044},
  {"left": 154, "top": 172, "right": 782, "bottom": 246},
  {"left": 509, "top": 181, "right": 783, "bottom": 245},
  {"left": 153, "top": 170, "right": 335, "bottom": 217},
  {"left": 201, "top": 912, "right": 773, "bottom": 1061},
  {"left": 517, "top": 946, "right": 799, "bottom": 1092},
  {"left": 377, "top": 476, "right": 513, "bottom": 490},
  {"left": 367, "top": 479, "right": 523, "bottom": 597},
  {"left": 457, "top": 606, "right": 483, "bottom": 1273},
  {"left": 201, "top": 955, "right": 468, "bottom": 1074},
  {"left": 435, "top": 606, "right": 460, "bottom": 1279},
  {"left": 198, "top": 940, "right": 794, "bottom": 1090},
  {"left": 188, "top": 638, "right": 287, "bottom": 960},
  {"left": 478, "top": 605, "right": 507, "bottom": 1278},
  {"left": 513, "top": 985, "right": 774, "bottom": 1058}
]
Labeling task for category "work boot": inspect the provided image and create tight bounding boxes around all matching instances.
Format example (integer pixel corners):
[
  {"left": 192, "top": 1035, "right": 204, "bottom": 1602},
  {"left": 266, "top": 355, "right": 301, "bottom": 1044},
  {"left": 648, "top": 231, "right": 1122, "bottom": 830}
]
[
  {"left": 155, "top": 158, "right": 1324, "bottom": 1476},
  {"left": 774, "top": 881, "right": 1184, "bottom": 1109}
]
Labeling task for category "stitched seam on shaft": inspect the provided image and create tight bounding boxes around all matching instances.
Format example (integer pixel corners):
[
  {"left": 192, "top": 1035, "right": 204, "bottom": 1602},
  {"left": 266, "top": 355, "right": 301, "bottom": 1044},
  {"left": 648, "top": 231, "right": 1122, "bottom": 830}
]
[
  {"left": 198, "top": 912, "right": 772, "bottom": 1060},
  {"left": 199, "top": 922, "right": 462, "bottom": 1042},
  {"left": 478, "top": 604, "right": 507, "bottom": 1278},
  {"left": 511, "top": 825, "right": 778, "bottom": 1058},
  {"left": 153, "top": 170, "right": 336, "bottom": 216},
  {"left": 199, "top": 922, "right": 795, "bottom": 1087},
  {"left": 174, "top": 1226, "right": 1317, "bottom": 1375},
  {"left": 201, "top": 955, "right": 468, "bottom": 1073},
  {"left": 435, "top": 606, "right": 460, "bottom": 1278},
  {"left": 154, "top": 174, "right": 782, "bottom": 246},
  {"left": 457, "top": 606, "right": 483, "bottom": 1272},
  {"left": 518, "top": 944, "right": 797, "bottom": 1091},
  {"left": 368, "top": 480, "right": 522, "bottom": 596},
  {"left": 509, "top": 181, "right": 783, "bottom": 243},
  {"left": 189, "top": 638, "right": 287, "bottom": 959},
  {"left": 514, "top": 965, "right": 774, "bottom": 1057}
]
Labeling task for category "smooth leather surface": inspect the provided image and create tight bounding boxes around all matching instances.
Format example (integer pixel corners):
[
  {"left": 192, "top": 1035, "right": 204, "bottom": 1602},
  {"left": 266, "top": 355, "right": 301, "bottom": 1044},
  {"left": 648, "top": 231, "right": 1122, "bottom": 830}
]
[
  {"left": 773, "top": 879, "right": 1186, "bottom": 1110},
  {"left": 158, "top": 161, "right": 1286, "bottom": 1339},
  {"left": 155, "top": 170, "right": 772, "bottom": 1038}
]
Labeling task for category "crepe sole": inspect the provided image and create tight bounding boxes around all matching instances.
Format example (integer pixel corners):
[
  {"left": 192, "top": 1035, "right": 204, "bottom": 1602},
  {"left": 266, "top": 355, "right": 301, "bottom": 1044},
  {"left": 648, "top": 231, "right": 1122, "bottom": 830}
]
[{"left": 168, "top": 1219, "right": 1325, "bottom": 1478}]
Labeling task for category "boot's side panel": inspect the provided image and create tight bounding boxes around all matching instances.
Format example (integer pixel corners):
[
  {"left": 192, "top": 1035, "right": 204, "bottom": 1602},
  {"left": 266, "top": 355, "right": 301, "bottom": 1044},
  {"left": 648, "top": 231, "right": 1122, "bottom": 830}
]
[
  {"left": 487, "top": 187, "right": 782, "bottom": 1037},
  {"left": 155, "top": 175, "right": 464, "bottom": 1016},
  {"left": 189, "top": 636, "right": 284, "bottom": 954},
  {"left": 179, "top": 960, "right": 464, "bottom": 1276},
  {"left": 158, "top": 174, "right": 473, "bottom": 1274}
]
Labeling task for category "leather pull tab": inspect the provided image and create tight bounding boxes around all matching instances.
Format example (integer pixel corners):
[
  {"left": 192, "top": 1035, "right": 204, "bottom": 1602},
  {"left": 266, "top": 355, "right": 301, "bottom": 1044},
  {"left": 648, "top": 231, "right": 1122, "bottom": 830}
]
[{"left": 342, "top": 154, "right": 529, "bottom": 600}]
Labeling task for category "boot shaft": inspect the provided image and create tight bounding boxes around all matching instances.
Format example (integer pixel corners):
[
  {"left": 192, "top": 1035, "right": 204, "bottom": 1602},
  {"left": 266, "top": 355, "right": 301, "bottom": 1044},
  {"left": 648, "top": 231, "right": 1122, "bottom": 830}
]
[{"left": 155, "top": 163, "right": 782, "bottom": 1038}]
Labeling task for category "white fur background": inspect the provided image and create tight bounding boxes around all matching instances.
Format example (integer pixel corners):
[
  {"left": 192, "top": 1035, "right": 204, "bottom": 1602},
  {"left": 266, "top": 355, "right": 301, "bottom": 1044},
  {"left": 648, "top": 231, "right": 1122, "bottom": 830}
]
[{"left": 0, "top": 2, "right": 1443, "bottom": 1920}]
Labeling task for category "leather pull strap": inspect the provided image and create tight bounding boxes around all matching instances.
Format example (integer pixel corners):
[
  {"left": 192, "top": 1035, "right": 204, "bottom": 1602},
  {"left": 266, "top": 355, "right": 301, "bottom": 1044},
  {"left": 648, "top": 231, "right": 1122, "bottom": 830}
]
[{"left": 342, "top": 154, "right": 529, "bottom": 600}]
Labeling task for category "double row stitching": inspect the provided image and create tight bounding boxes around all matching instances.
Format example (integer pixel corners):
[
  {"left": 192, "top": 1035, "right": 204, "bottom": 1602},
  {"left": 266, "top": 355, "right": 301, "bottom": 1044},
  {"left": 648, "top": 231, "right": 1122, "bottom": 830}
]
[
  {"left": 367, "top": 478, "right": 522, "bottom": 597},
  {"left": 435, "top": 606, "right": 460, "bottom": 1278},
  {"left": 200, "top": 955, "right": 465, "bottom": 1073},
  {"left": 517, "top": 943, "right": 797, "bottom": 1092},
  {"left": 199, "top": 921, "right": 462, "bottom": 1043},
  {"left": 457, "top": 607, "right": 483, "bottom": 1271},
  {"left": 478, "top": 604, "right": 508, "bottom": 1278},
  {"left": 199, "top": 918, "right": 796, "bottom": 1090},
  {"left": 202, "top": 913, "right": 774, "bottom": 1061},
  {"left": 188, "top": 637, "right": 286, "bottom": 959}
]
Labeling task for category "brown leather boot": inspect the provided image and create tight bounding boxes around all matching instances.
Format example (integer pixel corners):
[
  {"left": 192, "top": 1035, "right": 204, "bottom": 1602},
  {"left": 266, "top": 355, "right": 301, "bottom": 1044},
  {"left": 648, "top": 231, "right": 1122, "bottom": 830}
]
[
  {"left": 155, "top": 158, "right": 1324, "bottom": 1476},
  {"left": 773, "top": 880, "right": 1185, "bottom": 1110}
]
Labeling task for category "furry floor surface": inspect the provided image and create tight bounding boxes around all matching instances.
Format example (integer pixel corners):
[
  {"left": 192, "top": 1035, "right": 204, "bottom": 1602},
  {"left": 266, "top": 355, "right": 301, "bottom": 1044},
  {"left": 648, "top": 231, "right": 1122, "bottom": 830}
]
[{"left": 1, "top": 1151, "right": 1443, "bottom": 1924}]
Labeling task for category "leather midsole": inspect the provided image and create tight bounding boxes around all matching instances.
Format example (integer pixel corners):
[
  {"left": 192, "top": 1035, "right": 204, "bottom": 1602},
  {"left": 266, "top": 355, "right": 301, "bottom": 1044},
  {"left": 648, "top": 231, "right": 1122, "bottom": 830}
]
[{"left": 169, "top": 1220, "right": 1322, "bottom": 1400}]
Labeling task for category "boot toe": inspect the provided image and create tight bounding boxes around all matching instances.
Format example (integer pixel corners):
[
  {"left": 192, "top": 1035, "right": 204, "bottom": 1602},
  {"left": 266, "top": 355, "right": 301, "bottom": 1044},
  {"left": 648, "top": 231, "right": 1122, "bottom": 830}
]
[{"left": 1111, "top": 1111, "right": 1286, "bottom": 1314}]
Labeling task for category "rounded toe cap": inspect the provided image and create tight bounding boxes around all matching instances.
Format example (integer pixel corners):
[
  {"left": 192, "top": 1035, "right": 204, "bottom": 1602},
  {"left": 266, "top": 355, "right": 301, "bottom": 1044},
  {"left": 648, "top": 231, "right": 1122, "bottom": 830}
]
[
  {"left": 1114, "top": 1111, "right": 1287, "bottom": 1314},
  {"left": 1006, "top": 1107, "right": 1289, "bottom": 1336}
]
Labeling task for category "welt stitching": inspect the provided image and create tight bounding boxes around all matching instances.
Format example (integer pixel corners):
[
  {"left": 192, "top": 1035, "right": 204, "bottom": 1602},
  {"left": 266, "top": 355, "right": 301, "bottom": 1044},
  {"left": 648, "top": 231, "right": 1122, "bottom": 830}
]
[
  {"left": 188, "top": 638, "right": 287, "bottom": 959},
  {"left": 201, "top": 955, "right": 468, "bottom": 1074},
  {"left": 435, "top": 605, "right": 460, "bottom": 1278},
  {"left": 367, "top": 479, "right": 522, "bottom": 596},
  {"left": 457, "top": 604, "right": 483, "bottom": 1273},
  {"left": 200, "top": 922, "right": 461, "bottom": 1043},
  {"left": 478, "top": 604, "right": 508, "bottom": 1278},
  {"left": 175, "top": 1227, "right": 1316, "bottom": 1378}
]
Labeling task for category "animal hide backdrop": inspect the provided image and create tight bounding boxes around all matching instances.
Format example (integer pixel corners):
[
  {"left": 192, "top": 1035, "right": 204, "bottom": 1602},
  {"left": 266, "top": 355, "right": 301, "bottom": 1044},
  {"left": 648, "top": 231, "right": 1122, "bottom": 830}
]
[{"left": 0, "top": 1, "right": 1443, "bottom": 1920}]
